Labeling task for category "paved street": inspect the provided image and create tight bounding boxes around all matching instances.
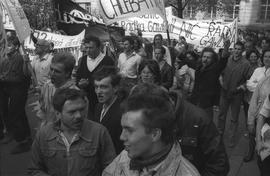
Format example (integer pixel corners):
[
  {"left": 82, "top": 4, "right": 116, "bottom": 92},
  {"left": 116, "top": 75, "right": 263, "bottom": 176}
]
[{"left": 0, "top": 92, "right": 260, "bottom": 176}]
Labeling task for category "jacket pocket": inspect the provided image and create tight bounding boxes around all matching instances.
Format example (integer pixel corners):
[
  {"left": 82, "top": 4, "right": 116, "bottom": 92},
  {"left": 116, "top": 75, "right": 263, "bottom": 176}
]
[{"left": 78, "top": 147, "right": 98, "bottom": 171}]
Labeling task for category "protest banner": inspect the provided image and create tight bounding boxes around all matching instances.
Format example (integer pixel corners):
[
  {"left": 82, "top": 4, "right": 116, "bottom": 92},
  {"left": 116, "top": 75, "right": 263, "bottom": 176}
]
[
  {"left": 0, "top": 2, "right": 14, "bottom": 30},
  {"left": 170, "top": 17, "right": 238, "bottom": 49},
  {"left": 121, "top": 13, "right": 237, "bottom": 49},
  {"left": 0, "top": 9, "right": 8, "bottom": 62},
  {"left": 24, "top": 30, "right": 85, "bottom": 50},
  {"left": 2, "top": 0, "right": 31, "bottom": 42},
  {"left": 99, "top": 0, "right": 166, "bottom": 25}
]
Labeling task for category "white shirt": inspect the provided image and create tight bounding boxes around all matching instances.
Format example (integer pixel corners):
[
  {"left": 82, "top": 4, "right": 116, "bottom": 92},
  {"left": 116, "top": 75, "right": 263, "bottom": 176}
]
[
  {"left": 31, "top": 53, "right": 53, "bottom": 87},
  {"left": 87, "top": 52, "right": 105, "bottom": 72},
  {"left": 246, "top": 67, "right": 270, "bottom": 92},
  {"left": 260, "top": 96, "right": 270, "bottom": 118},
  {"left": 153, "top": 45, "right": 172, "bottom": 66},
  {"left": 118, "top": 52, "right": 142, "bottom": 79}
]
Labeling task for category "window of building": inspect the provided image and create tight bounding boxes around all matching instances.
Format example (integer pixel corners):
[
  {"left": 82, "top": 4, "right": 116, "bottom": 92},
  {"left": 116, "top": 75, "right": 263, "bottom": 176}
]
[{"left": 260, "top": 0, "right": 270, "bottom": 22}]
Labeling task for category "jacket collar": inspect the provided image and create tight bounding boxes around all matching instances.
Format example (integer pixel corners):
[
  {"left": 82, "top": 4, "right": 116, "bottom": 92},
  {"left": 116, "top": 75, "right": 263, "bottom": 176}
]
[{"left": 47, "top": 120, "right": 92, "bottom": 142}]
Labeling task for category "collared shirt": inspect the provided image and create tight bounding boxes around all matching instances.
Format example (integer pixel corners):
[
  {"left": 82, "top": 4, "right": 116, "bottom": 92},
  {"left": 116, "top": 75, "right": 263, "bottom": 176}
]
[
  {"left": 246, "top": 66, "right": 270, "bottom": 92},
  {"left": 100, "top": 96, "right": 117, "bottom": 122},
  {"left": 118, "top": 51, "right": 142, "bottom": 79},
  {"left": 31, "top": 53, "right": 53, "bottom": 87},
  {"left": 87, "top": 52, "right": 105, "bottom": 72}
]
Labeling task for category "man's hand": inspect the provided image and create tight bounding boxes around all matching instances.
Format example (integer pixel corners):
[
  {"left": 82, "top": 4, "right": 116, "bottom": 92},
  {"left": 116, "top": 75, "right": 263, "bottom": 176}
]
[{"left": 78, "top": 79, "right": 89, "bottom": 88}]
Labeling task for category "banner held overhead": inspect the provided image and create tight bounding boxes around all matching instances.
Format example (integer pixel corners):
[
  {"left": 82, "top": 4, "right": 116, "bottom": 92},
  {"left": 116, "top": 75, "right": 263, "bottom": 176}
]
[
  {"left": 2, "top": 0, "right": 31, "bottom": 42},
  {"left": 99, "top": 0, "right": 166, "bottom": 25}
]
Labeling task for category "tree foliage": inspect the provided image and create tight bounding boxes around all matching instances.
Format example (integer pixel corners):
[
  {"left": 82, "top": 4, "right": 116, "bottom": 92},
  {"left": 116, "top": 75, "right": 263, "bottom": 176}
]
[{"left": 19, "top": 0, "right": 56, "bottom": 30}]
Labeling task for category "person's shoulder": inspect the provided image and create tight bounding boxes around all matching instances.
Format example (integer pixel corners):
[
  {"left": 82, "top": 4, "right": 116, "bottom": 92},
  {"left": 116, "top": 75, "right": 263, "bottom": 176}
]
[
  {"left": 178, "top": 156, "right": 200, "bottom": 176},
  {"left": 83, "top": 119, "right": 108, "bottom": 132}
]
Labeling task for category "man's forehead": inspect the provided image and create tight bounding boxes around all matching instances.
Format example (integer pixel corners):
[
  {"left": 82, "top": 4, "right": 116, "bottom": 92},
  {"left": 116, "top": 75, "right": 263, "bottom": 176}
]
[
  {"left": 94, "top": 76, "right": 112, "bottom": 85},
  {"left": 122, "top": 110, "right": 144, "bottom": 127},
  {"left": 63, "top": 98, "right": 86, "bottom": 109}
]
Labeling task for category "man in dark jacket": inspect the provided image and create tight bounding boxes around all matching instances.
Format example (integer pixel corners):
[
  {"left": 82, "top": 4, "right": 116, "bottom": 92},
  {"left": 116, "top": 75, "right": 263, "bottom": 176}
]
[
  {"left": 76, "top": 35, "right": 115, "bottom": 116},
  {"left": 131, "top": 83, "right": 230, "bottom": 176},
  {"left": 191, "top": 46, "right": 229, "bottom": 119},
  {"left": 92, "top": 66, "right": 124, "bottom": 154}
]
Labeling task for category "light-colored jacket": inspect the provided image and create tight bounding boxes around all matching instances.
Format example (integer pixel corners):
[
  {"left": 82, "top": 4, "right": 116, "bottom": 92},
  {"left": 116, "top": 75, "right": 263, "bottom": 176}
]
[
  {"left": 102, "top": 142, "right": 200, "bottom": 176},
  {"left": 248, "top": 76, "right": 270, "bottom": 126}
]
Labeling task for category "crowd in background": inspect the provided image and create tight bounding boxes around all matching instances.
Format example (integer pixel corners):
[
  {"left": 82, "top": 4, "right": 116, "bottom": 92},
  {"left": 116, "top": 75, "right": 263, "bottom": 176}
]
[{"left": 0, "top": 28, "right": 270, "bottom": 176}]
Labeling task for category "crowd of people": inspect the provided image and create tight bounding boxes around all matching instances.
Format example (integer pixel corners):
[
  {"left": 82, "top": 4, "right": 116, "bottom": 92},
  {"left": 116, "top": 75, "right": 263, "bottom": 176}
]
[{"left": 0, "top": 28, "right": 270, "bottom": 176}]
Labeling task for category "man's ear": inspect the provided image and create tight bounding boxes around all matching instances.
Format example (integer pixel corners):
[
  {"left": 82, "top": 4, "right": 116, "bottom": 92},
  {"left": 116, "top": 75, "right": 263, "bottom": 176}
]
[
  {"left": 55, "top": 111, "right": 62, "bottom": 120},
  {"left": 151, "top": 128, "right": 162, "bottom": 142}
]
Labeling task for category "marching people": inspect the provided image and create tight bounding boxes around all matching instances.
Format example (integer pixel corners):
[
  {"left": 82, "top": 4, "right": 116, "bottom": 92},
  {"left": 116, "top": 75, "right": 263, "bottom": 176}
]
[
  {"left": 28, "top": 88, "right": 116, "bottom": 176},
  {"left": 0, "top": 35, "right": 32, "bottom": 154},
  {"left": 76, "top": 35, "right": 115, "bottom": 116},
  {"left": 154, "top": 46, "right": 174, "bottom": 90},
  {"left": 217, "top": 41, "right": 253, "bottom": 147},
  {"left": 103, "top": 85, "right": 200, "bottom": 176},
  {"left": 117, "top": 36, "right": 142, "bottom": 93},
  {"left": 38, "top": 52, "right": 78, "bottom": 126},
  {"left": 92, "top": 66, "right": 124, "bottom": 154},
  {"left": 190, "top": 38, "right": 230, "bottom": 119}
]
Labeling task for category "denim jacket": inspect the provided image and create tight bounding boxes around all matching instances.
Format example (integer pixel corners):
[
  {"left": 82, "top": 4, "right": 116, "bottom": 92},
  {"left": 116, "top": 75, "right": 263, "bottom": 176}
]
[
  {"left": 102, "top": 142, "right": 200, "bottom": 176},
  {"left": 28, "top": 119, "right": 116, "bottom": 176}
]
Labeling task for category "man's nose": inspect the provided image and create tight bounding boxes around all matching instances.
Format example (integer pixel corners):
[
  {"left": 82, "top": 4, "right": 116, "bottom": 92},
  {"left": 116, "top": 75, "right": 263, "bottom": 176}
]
[{"left": 120, "top": 130, "right": 126, "bottom": 141}]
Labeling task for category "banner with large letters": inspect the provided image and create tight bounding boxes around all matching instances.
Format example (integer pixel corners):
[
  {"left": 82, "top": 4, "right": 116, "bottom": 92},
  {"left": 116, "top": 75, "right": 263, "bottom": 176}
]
[
  {"left": 24, "top": 30, "right": 85, "bottom": 50},
  {"left": 99, "top": 0, "right": 166, "bottom": 25},
  {"left": 119, "top": 13, "right": 237, "bottom": 49},
  {"left": 2, "top": 0, "right": 31, "bottom": 42}
]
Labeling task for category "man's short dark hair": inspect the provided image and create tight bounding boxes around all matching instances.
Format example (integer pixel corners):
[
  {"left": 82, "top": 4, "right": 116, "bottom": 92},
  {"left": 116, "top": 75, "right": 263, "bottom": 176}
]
[
  {"left": 7, "top": 35, "right": 20, "bottom": 47},
  {"left": 126, "top": 83, "right": 176, "bottom": 144},
  {"left": 93, "top": 66, "right": 121, "bottom": 87},
  {"left": 53, "top": 88, "right": 86, "bottom": 112},
  {"left": 51, "top": 52, "right": 76, "bottom": 77},
  {"left": 123, "top": 36, "right": 134, "bottom": 46},
  {"left": 84, "top": 35, "right": 101, "bottom": 48}
]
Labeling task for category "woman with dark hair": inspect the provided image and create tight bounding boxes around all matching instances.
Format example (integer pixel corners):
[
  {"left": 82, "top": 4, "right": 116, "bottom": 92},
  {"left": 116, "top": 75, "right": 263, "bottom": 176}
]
[
  {"left": 138, "top": 59, "right": 161, "bottom": 85},
  {"left": 145, "top": 34, "right": 172, "bottom": 65}
]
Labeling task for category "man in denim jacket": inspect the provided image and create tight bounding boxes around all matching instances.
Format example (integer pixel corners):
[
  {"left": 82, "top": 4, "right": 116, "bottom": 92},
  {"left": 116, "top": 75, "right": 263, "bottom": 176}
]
[{"left": 28, "top": 88, "right": 116, "bottom": 176}]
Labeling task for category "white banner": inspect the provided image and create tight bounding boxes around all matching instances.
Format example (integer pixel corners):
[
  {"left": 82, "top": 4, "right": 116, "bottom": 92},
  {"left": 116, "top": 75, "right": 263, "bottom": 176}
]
[
  {"left": 99, "top": 0, "right": 166, "bottom": 25},
  {"left": 0, "top": 2, "right": 14, "bottom": 30},
  {"left": 0, "top": 9, "right": 8, "bottom": 62},
  {"left": 121, "top": 13, "right": 237, "bottom": 49},
  {"left": 171, "top": 18, "right": 237, "bottom": 49},
  {"left": 2, "top": 0, "right": 31, "bottom": 42},
  {"left": 24, "top": 30, "right": 85, "bottom": 49}
]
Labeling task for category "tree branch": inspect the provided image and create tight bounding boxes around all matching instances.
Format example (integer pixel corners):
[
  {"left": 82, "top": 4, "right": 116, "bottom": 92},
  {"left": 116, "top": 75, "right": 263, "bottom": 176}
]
[
  {"left": 182, "top": 0, "right": 192, "bottom": 10},
  {"left": 169, "top": 3, "right": 179, "bottom": 10}
]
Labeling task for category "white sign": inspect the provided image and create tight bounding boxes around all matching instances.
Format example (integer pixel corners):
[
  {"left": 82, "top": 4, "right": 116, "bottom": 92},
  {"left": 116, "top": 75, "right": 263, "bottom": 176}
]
[
  {"left": 0, "top": 2, "right": 14, "bottom": 30},
  {"left": 24, "top": 30, "right": 85, "bottom": 49},
  {"left": 171, "top": 18, "right": 237, "bottom": 49},
  {"left": 99, "top": 0, "right": 166, "bottom": 25},
  {"left": 2, "top": 0, "right": 31, "bottom": 42},
  {"left": 0, "top": 10, "right": 7, "bottom": 62}
]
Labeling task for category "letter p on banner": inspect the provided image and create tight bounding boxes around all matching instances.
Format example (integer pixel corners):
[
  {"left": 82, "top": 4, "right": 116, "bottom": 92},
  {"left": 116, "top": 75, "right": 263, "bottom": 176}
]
[
  {"left": 0, "top": 9, "right": 7, "bottom": 62},
  {"left": 99, "top": 0, "right": 166, "bottom": 25},
  {"left": 2, "top": 0, "right": 31, "bottom": 43}
]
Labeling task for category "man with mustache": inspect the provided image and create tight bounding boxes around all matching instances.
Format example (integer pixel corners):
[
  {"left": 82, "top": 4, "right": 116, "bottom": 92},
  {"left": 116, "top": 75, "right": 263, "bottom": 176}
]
[{"left": 29, "top": 88, "right": 116, "bottom": 176}]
